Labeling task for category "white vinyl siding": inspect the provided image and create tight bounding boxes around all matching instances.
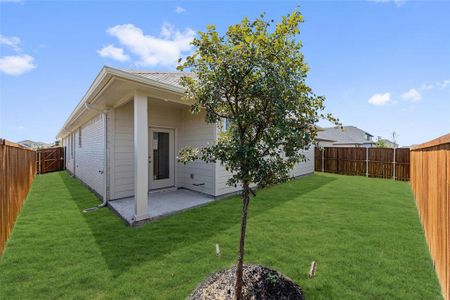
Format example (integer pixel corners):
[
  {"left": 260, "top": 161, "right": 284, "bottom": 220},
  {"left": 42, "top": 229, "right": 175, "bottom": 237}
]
[
  {"left": 64, "top": 133, "right": 76, "bottom": 174},
  {"left": 109, "top": 99, "right": 217, "bottom": 199},
  {"left": 62, "top": 137, "right": 70, "bottom": 171},
  {"left": 215, "top": 163, "right": 242, "bottom": 196},
  {"left": 289, "top": 146, "right": 315, "bottom": 178},
  {"left": 74, "top": 114, "right": 105, "bottom": 198},
  {"left": 109, "top": 102, "right": 134, "bottom": 199},
  {"left": 178, "top": 109, "right": 216, "bottom": 195},
  {"left": 62, "top": 115, "right": 105, "bottom": 198}
]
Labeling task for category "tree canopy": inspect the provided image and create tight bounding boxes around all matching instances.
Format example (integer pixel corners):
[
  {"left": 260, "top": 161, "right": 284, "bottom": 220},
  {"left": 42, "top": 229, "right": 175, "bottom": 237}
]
[{"left": 178, "top": 10, "right": 337, "bottom": 189}]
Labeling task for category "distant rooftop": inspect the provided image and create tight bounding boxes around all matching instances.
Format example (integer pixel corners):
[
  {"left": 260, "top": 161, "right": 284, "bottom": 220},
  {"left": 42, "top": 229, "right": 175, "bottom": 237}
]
[
  {"left": 317, "top": 126, "right": 375, "bottom": 145},
  {"left": 17, "top": 140, "right": 51, "bottom": 149}
]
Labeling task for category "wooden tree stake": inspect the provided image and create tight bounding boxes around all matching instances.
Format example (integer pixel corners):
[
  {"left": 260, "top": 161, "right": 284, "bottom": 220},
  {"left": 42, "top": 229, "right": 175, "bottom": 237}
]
[
  {"left": 308, "top": 261, "right": 317, "bottom": 278},
  {"left": 216, "top": 243, "right": 221, "bottom": 256}
]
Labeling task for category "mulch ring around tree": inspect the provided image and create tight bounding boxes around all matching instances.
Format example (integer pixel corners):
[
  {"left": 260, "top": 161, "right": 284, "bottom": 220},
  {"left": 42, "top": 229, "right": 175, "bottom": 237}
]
[{"left": 189, "top": 264, "right": 304, "bottom": 300}]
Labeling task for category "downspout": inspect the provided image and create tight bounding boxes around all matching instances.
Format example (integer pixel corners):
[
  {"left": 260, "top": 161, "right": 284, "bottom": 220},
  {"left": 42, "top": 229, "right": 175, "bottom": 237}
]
[
  {"left": 83, "top": 103, "right": 110, "bottom": 212},
  {"left": 73, "top": 130, "right": 76, "bottom": 177}
]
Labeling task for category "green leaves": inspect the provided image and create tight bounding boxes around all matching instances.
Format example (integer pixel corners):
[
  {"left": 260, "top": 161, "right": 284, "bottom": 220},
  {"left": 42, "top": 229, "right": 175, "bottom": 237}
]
[
  {"left": 177, "top": 8, "right": 338, "bottom": 191},
  {"left": 177, "top": 147, "right": 201, "bottom": 164}
]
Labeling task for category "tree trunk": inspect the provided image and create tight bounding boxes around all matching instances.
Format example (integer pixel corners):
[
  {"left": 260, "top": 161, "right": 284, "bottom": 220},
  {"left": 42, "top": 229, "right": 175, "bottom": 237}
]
[{"left": 235, "top": 181, "right": 250, "bottom": 300}]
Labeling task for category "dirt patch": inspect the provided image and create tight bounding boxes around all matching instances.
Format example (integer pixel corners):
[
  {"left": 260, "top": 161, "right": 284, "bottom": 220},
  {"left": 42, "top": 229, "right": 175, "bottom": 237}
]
[{"left": 189, "top": 264, "right": 304, "bottom": 300}]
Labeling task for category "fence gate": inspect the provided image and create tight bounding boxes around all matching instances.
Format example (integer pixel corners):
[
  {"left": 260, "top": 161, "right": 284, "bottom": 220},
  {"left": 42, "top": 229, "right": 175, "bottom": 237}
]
[{"left": 36, "top": 147, "right": 65, "bottom": 174}]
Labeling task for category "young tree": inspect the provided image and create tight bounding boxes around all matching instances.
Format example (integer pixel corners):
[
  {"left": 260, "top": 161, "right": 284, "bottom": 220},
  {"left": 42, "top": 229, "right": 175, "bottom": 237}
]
[
  {"left": 375, "top": 137, "right": 388, "bottom": 148},
  {"left": 177, "top": 10, "right": 337, "bottom": 299}
]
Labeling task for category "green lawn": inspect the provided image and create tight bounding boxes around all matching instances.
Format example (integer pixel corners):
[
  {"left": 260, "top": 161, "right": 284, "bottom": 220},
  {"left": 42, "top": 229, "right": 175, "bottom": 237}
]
[{"left": 0, "top": 171, "right": 442, "bottom": 299}]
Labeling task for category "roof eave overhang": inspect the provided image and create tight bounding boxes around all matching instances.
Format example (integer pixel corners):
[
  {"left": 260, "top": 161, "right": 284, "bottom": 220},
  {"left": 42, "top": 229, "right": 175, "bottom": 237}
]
[
  {"left": 333, "top": 141, "right": 375, "bottom": 145},
  {"left": 316, "top": 138, "right": 336, "bottom": 142},
  {"left": 56, "top": 66, "right": 186, "bottom": 139}
]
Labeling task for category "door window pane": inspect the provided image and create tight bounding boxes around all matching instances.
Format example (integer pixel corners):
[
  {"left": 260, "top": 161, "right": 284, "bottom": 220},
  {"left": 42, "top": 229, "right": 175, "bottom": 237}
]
[{"left": 153, "top": 132, "right": 170, "bottom": 180}]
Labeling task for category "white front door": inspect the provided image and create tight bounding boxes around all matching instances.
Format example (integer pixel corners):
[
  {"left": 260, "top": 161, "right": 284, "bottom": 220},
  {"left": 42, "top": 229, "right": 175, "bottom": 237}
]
[{"left": 148, "top": 128, "right": 175, "bottom": 190}]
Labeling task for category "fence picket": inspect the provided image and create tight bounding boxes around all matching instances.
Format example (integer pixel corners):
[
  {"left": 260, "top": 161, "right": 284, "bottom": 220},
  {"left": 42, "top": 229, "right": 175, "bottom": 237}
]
[
  {"left": 410, "top": 134, "right": 450, "bottom": 300},
  {"left": 0, "top": 139, "right": 36, "bottom": 254},
  {"left": 315, "top": 146, "right": 410, "bottom": 181}
]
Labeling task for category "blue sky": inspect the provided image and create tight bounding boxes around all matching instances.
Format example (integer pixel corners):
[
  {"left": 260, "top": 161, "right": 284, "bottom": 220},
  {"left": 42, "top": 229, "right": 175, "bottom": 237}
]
[{"left": 0, "top": 0, "right": 449, "bottom": 147}]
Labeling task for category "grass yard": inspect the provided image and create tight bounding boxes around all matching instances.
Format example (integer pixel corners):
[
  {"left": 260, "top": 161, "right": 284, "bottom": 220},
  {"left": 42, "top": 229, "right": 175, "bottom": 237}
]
[{"left": 0, "top": 171, "right": 442, "bottom": 299}]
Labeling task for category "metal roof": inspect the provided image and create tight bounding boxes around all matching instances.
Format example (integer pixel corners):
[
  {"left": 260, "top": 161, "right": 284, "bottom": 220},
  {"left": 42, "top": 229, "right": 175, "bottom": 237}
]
[{"left": 127, "top": 71, "right": 194, "bottom": 89}]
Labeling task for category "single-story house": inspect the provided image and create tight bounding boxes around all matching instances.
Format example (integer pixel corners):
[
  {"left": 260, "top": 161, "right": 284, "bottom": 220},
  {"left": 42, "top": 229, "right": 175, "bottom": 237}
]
[
  {"left": 316, "top": 126, "right": 375, "bottom": 148},
  {"left": 57, "top": 66, "right": 314, "bottom": 224}
]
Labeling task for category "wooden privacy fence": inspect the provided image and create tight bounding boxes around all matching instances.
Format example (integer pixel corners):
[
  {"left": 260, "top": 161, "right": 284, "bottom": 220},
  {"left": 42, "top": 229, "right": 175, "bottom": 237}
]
[
  {"left": 0, "top": 139, "right": 36, "bottom": 254},
  {"left": 410, "top": 134, "right": 450, "bottom": 300},
  {"left": 36, "top": 147, "right": 65, "bottom": 174},
  {"left": 315, "top": 147, "right": 410, "bottom": 181}
]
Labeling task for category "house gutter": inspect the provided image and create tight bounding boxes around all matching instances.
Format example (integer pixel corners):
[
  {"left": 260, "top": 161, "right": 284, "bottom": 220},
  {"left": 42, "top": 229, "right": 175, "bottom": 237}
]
[
  {"left": 83, "top": 103, "right": 110, "bottom": 212},
  {"left": 56, "top": 66, "right": 186, "bottom": 140}
]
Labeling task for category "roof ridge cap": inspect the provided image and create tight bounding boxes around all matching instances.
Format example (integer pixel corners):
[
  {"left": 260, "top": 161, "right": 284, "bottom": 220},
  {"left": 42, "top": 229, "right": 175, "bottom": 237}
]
[{"left": 128, "top": 70, "right": 192, "bottom": 74}]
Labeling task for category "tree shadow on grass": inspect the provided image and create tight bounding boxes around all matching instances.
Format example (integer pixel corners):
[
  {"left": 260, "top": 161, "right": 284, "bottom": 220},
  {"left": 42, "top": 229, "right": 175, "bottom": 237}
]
[{"left": 59, "top": 172, "right": 336, "bottom": 278}]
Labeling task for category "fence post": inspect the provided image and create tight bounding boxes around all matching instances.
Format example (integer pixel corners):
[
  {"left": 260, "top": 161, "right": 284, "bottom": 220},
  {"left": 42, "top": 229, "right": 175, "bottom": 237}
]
[
  {"left": 38, "top": 151, "right": 42, "bottom": 174},
  {"left": 336, "top": 148, "right": 339, "bottom": 174},
  {"left": 393, "top": 148, "right": 396, "bottom": 180},
  {"left": 366, "top": 147, "right": 369, "bottom": 177},
  {"left": 321, "top": 148, "right": 324, "bottom": 172}
]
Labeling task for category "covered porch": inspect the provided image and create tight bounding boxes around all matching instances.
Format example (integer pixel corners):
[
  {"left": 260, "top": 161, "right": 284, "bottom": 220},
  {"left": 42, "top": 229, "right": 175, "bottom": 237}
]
[
  {"left": 108, "top": 189, "right": 215, "bottom": 226},
  {"left": 117, "top": 86, "right": 216, "bottom": 223},
  {"left": 59, "top": 67, "right": 217, "bottom": 224}
]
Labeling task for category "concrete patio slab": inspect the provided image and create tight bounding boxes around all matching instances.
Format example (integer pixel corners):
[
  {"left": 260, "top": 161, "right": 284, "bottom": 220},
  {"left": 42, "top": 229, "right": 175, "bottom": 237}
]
[{"left": 108, "top": 189, "right": 215, "bottom": 226}]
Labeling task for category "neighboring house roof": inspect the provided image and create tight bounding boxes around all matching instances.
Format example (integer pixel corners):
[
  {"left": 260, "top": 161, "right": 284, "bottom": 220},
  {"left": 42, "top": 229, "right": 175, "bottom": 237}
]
[
  {"left": 316, "top": 137, "right": 336, "bottom": 142},
  {"left": 317, "top": 126, "right": 375, "bottom": 146},
  {"left": 313, "top": 126, "right": 335, "bottom": 142}
]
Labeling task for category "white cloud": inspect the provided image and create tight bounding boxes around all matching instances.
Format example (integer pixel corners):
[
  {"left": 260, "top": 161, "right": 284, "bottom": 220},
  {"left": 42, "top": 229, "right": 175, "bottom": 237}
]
[
  {"left": 401, "top": 88, "right": 422, "bottom": 102},
  {"left": 0, "top": 34, "right": 36, "bottom": 76},
  {"left": 0, "top": 34, "right": 21, "bottom": 52},
  {"left": 0, "top": 54, "right": 36, "bottom": 76},
  {"left": 105, "top": 23, "right": 195, "bottom": 68},
  {"left": 419, "top": 79, "right": 450, "bottom": 91},
  {"left": 420, "top": 83, "right": 434, "bottom": 91},
  {"left": 368, "top": 93, "right": 391, "bottom": 106},
  {"left": 175, "top": 6, "right": 186, "bottom": 14},
  {"left": 97, "top": 44, "right": 130, "bottom": 62},
  {"left": 369, "top": 0, "right": 406, "bottom": 6},
  {"left": 437, "top": 79, "right": 450, "bottom": 89},
  {"left": 160, "top": 22, "right": 175, "bottom": 39}
]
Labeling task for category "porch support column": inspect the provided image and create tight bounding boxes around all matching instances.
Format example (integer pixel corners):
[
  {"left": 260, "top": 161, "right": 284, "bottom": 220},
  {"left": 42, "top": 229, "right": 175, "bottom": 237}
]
[{"left": 134, "top": 91, "right": 149, "bottom": 221}]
